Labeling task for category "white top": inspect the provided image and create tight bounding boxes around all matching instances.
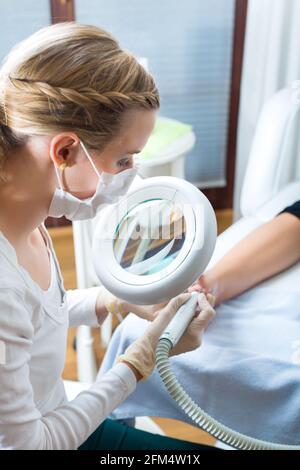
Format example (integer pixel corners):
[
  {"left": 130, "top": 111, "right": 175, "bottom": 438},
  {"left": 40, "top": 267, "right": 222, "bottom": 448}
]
[
  {"left": 40, "top": 229, "right": 64, "bottom": 305},
  {"left": 0, "top": 224, "right": 136, "bottom": 450}
]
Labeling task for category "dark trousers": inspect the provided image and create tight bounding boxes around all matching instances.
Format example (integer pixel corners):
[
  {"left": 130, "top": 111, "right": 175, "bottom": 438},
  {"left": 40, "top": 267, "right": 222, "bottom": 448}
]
[{"left": 78, "top": 418, "right": 218, "bottom": 451}]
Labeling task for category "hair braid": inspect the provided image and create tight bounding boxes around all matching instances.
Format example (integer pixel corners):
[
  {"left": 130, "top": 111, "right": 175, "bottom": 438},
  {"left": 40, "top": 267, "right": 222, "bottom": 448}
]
[{"left": 0, "top": 22, "right": 160, "bottom": 176}]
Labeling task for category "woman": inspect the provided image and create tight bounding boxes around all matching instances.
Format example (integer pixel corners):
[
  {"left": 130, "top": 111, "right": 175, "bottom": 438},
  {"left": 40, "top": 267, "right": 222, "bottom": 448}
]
[{"left": 0, "top": 23, "right": 215, "bottom": 450}]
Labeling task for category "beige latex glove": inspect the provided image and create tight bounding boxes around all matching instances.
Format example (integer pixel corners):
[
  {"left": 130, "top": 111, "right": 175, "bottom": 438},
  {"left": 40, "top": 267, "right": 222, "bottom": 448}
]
[
  {"left": 118, "top": 293, "right": 192, "bottom": 380},
  {"left": 100, "top": 288, "right": 129, "bottom": 319},
  {"left": 100, "top": 287, "right": 167, "bottom": 322},
  {"left": 171, "top": 293, "right": 216, "bottom": 356}
]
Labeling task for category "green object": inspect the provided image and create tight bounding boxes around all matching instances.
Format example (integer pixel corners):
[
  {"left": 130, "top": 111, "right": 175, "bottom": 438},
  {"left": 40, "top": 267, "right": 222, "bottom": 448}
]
[
  {"left": 140, "top": 118, "right": 192, "bottom": 161},
  {"left": 78, "top": 418, "right": 216, "bottom": 450}
]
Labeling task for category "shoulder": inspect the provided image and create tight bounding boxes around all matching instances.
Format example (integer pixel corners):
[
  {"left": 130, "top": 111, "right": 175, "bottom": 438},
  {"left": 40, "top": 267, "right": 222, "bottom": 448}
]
[
  {"left": 0, "top": 237, "right": 27, "bottom": 291},
  {"left": 0, "top": 286, "right": 35, "bottom": 341},
  {"left": 0, "top": 238, "right": 41, "bottom": 329}
]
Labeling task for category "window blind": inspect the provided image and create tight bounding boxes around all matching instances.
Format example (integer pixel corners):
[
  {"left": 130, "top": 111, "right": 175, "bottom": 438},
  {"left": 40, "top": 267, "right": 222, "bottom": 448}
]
[
  {"left": 0, "top": 0, "right": 50, "bottom": 66},
  {"left": 76, "top": 0, "right": 235, "bottom": 186}
]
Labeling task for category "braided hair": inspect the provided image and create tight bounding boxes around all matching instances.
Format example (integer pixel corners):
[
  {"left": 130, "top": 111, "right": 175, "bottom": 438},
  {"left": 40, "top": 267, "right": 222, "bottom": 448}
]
[{"left": 0, "top": 22, "right": 159, "bottom": 179}]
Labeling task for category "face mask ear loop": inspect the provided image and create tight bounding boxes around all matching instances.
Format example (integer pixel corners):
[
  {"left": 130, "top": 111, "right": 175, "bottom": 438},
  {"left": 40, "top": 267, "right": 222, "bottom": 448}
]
[
  {"left": 80, "top": 141, "right": 101, "bottom": 178},
  {"left": 54, "top": 164, "right": 64, "bottom": 190},
  {"left": 133, "top": 154, "right": 141, "bottom": 170}
]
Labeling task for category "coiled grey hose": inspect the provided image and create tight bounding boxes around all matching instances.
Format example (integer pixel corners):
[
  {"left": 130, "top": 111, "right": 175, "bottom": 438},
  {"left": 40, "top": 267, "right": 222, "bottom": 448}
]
[{"left": 156, "top": 338, "right": 300, "bottom": 450}]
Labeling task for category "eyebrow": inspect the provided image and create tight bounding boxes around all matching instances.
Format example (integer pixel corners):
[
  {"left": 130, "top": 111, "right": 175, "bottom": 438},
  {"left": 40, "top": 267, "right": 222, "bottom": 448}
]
[{"left": 125, "top": 150, "right": 141, "bottom": 154}]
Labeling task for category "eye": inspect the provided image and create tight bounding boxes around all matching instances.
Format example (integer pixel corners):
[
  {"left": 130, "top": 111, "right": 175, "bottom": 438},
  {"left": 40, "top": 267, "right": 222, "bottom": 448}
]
[{"left": 117, "top": 157, "right": 131, "bottom": 169}]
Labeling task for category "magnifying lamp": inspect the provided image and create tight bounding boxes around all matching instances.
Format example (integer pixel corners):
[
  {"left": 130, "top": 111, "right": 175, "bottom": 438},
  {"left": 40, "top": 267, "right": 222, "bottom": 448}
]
[{"left": 92, "top": 176, "right": 217, "bottom": 305}]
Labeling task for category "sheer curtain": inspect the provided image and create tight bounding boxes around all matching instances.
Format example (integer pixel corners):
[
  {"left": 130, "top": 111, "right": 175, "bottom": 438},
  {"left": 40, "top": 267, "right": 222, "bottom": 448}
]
[{"left": 234, "top": 0, "right": 300, "bottom": 217}]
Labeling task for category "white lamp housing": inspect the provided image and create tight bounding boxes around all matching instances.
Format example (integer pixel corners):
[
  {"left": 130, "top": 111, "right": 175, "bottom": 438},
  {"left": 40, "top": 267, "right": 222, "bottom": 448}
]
[{"left": 92, "top": 176, "right": 217, "bottom": 305}]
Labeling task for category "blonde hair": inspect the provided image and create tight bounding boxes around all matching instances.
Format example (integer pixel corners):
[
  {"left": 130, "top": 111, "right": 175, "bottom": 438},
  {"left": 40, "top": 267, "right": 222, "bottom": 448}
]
[{"left": 0, "top": 22, "right": 159, "bottom": 179}]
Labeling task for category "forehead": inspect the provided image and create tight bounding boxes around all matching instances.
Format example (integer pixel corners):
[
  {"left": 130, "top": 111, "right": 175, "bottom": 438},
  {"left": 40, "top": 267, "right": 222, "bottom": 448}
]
[{"left": 108, "top": 108, "right": 157, "bottom": 153}]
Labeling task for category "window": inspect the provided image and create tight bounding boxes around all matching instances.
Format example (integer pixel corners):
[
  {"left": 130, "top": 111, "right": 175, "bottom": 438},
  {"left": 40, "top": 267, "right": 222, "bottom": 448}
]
[
  {"left": 0, "top": 0, "right": 50, "bottom": 65},
  {"left": 76, "top": 0, "right": 235, "bottom": 190}
]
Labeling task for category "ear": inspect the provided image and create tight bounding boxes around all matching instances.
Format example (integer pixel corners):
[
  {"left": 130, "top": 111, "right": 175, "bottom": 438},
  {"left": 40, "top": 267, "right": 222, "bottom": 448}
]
[{"left": 49, "top": 133, "right": 81, "bottom": 168}]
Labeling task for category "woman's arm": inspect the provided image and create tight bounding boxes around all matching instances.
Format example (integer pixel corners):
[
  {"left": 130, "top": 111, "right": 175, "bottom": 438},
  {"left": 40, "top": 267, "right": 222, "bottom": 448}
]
[
  {"left": 67, "top": 286, "right": 166, "bottom": 327},
  {"left": 66, "top": 286, "right": 105, "bottom": 326},
  {"left": 0, "top": 287, "right": 137, "bottom": 449},
  {"left": 192, "top": 211, "right": 300, "bottom": 305}
]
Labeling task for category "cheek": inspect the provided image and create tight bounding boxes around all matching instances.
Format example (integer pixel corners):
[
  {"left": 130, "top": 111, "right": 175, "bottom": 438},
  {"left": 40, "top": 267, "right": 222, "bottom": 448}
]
[
  {"left": 94, "top": 157, "right": 118, "bottom": 174},
  {"left": 62, "top": 160, "right": 99, "bottom": 198}
]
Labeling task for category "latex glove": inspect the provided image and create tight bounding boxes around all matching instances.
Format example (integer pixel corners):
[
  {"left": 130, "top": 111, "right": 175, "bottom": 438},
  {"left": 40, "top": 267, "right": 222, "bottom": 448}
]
[
  {"left": 121, "top": 300, "right": 168, "bottom": 321},
  {"left": 100, "top": 287, "right": 167, "bottom": 322},
  {"left": 171, "top": 293, "right": 216, "bottom": 356},
  {"left": 100, "top": 288, "right": 129, "bottom": 319},
  {"left": 118, "top": 293, "right": 192, "bottom": 380}
]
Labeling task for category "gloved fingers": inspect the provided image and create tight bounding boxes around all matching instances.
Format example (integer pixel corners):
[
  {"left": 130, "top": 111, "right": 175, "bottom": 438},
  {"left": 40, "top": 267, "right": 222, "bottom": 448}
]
[
  {"left": 194, "top": 292, "right": 216, "bottom": 314},
  {"left": 169, "top": 294, "right": 216, "bottom": 356},
  {"left": 145, "top": 293, "right": 192, "bottom": 345},
  {"left": 206, "top": 293, "right": 216, "bottom": 307},
  {"left": 127, "top": 304, "right": 162, "bottom": 321},
  {"left": 147, "top": 300, "right": 170, "bottom": 318},
  {"left": 121, "top": 299, "right": 171, "bottom": 322},
  {"left": 180, "top": 300, "right": 215, "bottom": 352},
  {"left": 197, "top": 292, "right": 216, "bottom": 312},
  {"left": 191, "top": 307, "right": 215, "bottom": 330},
  {"left": 159, "top": 293, "right": 192, "bottom": 319},
  {"left": 193, "top": 293, "right": 216, "bottom": 328},
  {"left": 101, "top": 287, "right": 128, "bottom": 316}
]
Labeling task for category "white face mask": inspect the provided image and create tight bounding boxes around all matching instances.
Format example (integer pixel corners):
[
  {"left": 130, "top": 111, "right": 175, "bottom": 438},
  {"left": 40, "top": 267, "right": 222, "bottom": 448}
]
[{"left": 48, "top": 141, "right": 138, "bottom": 221}]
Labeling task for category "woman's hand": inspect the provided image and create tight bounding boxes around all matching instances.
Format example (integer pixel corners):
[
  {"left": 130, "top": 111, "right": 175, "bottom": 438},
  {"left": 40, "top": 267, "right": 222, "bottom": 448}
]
[
  {"left": 171, "top": 293, "right": 216, "bottom": 355},
  {"left": 95, "top": 286, "right": 168, "bottom": 324},
  {"left": 118, "top": 293, "right": 192, "bottom": 380},
  {"left": 118, "top": 292, "right": 216, "bottom": 380},
  {"left": 120, "top": 300, "right": 168, "bottom": 321}
]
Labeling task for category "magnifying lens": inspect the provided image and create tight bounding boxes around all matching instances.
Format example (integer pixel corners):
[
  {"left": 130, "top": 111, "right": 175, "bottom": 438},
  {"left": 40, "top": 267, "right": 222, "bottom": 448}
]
[
  {"left": 92, "top": 176, "right": 217, "bottom": 305},
  {"left": 92, "top": 176, "right": 299, "bottom": 450}
]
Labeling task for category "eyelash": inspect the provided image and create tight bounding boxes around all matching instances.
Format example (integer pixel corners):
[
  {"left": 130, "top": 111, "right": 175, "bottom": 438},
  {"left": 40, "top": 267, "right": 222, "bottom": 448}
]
[{"left": 117, "top": 158, "right": 131, "bottom": 168}]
